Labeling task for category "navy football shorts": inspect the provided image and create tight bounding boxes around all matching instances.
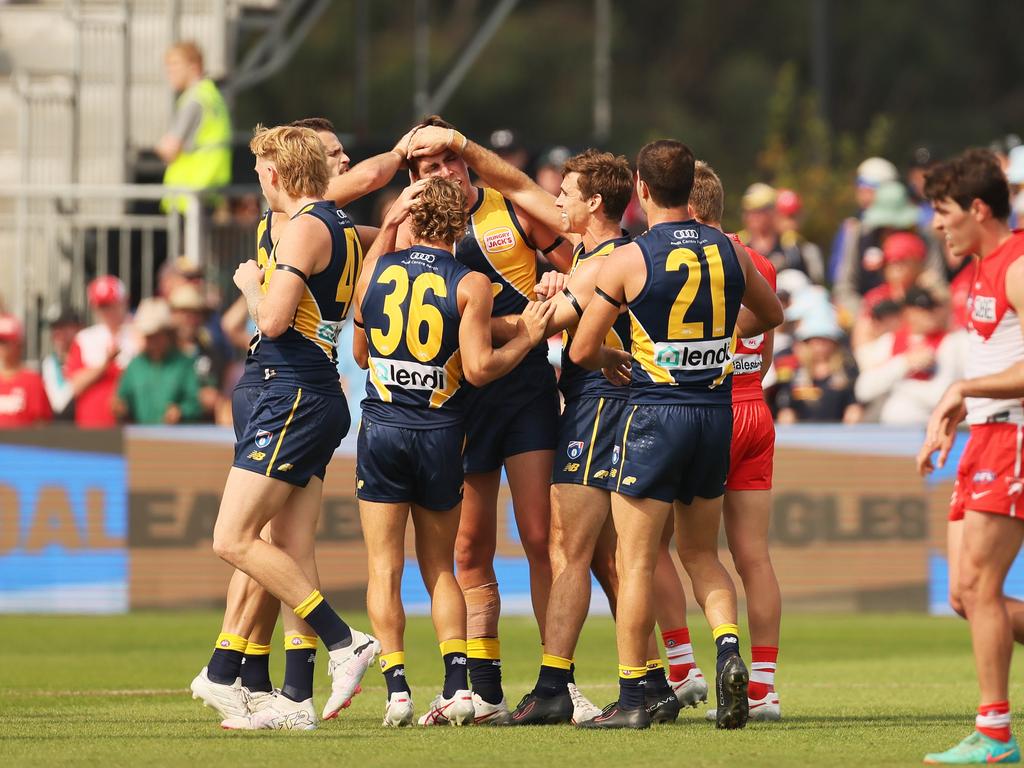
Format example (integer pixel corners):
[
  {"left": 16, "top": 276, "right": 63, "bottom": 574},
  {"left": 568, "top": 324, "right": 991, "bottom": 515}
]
[
  {"left": 231, "top": 384, "right": 261, "bottom": 440},
  {"left": 552, "top": 395, "right": 629, "bottom": 490},
  {"left": 462, "top": 360, "right": 559, "bottom": 474},
  {"left": 233, "top": 384, "right": 349, "bottom": 487},
  {"left": 355, "top": 418, "right": 465, "bottom": 511},
  {"left": 610, "top": 403, "right": 732, "bottom": 504}
]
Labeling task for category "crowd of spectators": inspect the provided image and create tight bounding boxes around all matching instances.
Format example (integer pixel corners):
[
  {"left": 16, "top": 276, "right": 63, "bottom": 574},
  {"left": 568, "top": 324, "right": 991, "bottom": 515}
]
[{"left": 3, "top": 133, "right": 1017, "bottom": 430}]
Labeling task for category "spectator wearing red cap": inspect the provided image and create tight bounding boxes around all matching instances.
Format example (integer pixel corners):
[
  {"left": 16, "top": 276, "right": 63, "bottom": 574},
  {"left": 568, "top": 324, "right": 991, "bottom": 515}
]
[
  {"left": 850, "top": 231, "right": 930, "bottom": 350},
  {"left": 774, "top": 188, "right": 826, "bottom": 284},
  {"left": 0, "top": 315, "right": 52, "bottom": 428},
  {"left": 65, "top": 275, "right": 139, "bottom": 428}
]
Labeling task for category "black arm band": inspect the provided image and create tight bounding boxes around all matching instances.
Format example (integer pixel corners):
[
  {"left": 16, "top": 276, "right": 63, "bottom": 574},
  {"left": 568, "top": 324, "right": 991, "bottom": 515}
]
[
  {"left": 562, "top": 288, "right": 584, "bottom": 318},
  {"left": 275, "top": 263, "right": 308, "bottom": 282},
  {"left": 594, "top": 286, "right": 622, "bottom": 309},
  {"left": 541, "top": 236, "right": 566, "bottom": 255},
  {"left": 353, "top": 318, "right": 364, "bottom": 329}
]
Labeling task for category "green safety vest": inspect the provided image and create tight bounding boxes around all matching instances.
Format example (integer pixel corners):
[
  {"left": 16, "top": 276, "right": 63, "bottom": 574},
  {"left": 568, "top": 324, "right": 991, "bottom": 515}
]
[{"left": 162, "top": 78, "right": 232, "bottom": 212}]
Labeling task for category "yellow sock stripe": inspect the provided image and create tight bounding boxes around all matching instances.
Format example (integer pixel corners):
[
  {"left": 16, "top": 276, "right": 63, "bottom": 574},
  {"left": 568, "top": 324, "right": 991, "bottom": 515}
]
[
  {"left": 244, "top": 642, "right": 271, "bottom": 656},
  {"left": 467, "top": 637, "right": 501, "bottom": 660},
  {"left": 618, "top": 664, "right": 647, "bottom": 679},
  {"left": 380, "top": 651, "right": 405, "bottom": 672},
  {"left": 582, "top": 397, "right": 605, "bottom": 485},
  {"left": 712, "top": 623, "right": 740, "bottom": 641},
  {"left": 284, "top": 633, "right": 317, "bottom": 650},
  {"left": 439, "top": 639, "right": 468, "bottom": 657},
  {"left": 214, "top": 633, "right": 247, "bottom": 653},
  {"left": 616, "top": 405, "right": 638, "bottom": 491},
  {"left": 294, "top": 589, "right": 324, "bottom": 619},
  {"left": 646, "top": 658, "right": 665, "bottom": 671},
  {"left": 266, "top": 387, "right": 302, "bottom": 476},
  {"left": 542, "top": 653, "right": 573, "bottom": 671}
]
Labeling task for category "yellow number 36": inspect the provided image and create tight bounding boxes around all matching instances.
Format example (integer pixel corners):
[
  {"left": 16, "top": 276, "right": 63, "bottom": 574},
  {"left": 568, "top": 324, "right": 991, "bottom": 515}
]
[{"left": 370, "top": 265, "right": 446, "bottom": 361}]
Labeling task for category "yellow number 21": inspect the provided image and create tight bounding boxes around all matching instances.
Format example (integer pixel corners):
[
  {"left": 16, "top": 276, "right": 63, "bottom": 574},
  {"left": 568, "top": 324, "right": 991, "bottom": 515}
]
[{"left": 665, "top": 244, "right": 726, "bottom": 340}]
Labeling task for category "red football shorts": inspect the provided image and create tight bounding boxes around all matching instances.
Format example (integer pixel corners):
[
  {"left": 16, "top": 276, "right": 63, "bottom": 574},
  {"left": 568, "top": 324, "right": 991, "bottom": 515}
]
[
  {"left": 726, "top": 398, "right": 775, "bottom": 491},
  {"left": 949, "top": 423, "right": 1024, "bottom": 522}
]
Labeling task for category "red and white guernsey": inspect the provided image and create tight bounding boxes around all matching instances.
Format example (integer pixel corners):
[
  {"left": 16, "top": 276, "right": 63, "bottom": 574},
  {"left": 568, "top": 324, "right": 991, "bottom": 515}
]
[
  {"left": 729, "top": 235, "right": 777, "bottom": 404},
  {"left": 964, "top": 231, "right": 1024, "bottom": 425}
]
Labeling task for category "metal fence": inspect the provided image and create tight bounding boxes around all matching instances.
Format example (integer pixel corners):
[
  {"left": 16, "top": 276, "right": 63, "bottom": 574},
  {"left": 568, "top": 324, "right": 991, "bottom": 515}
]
[{"left": 0, "top": 183, "right": 260, "bottom": 362}]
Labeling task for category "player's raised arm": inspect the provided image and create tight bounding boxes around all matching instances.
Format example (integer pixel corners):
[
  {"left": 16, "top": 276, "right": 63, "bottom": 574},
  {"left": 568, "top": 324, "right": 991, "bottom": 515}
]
[
  {"left": 325, "top": 128, "right": 416, "bottom": 208},
  {"left": 569, "top": 243, "right": 639, "bottom": 370},
  {"left": 458, "top": 272, "right": 554, "bottom": 386},
  {"left": 408, "top": 125, "right": 564, "bottom": 236},
  {"left": 733, "top": 239, "right": 784, "bottom": 336}
]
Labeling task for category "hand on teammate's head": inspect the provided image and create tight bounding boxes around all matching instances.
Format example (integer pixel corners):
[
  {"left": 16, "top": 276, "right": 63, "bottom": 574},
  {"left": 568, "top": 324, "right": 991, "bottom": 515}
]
[
  {"left": 407, "top": 126, "right": 458, "bottom": 159},
  {"left": 384, "top": 180, "right": 429, "bottom": 226}
]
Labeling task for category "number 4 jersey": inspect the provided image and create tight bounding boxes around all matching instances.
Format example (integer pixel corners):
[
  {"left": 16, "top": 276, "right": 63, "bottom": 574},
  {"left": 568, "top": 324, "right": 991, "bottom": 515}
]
[
  {"left": 627, "top": 221, "right": 745, "bottom": 405},
  {"left": 360, "top": 246, "right": 474, "bottom": 428}
]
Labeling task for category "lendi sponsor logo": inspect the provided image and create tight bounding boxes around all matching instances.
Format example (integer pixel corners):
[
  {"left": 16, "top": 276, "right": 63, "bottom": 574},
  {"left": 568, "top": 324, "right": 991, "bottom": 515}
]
[
  {"left": 483, "top": 227, "right": 516, "bottom": 253},
  {"left": 372, "top": 358, "right": 447, "bottom": 390},
  {"left": 653, "top": 338, "right": 731, "bottom": 370},
  {"left": 731, "top": 353, "right": 762, "bottom": 374}
]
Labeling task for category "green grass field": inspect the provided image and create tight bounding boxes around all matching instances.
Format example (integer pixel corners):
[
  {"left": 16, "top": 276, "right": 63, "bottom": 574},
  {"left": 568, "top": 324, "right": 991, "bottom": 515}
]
[{"left": 0, "top": 611, "right": 1016, "bottom": 767}]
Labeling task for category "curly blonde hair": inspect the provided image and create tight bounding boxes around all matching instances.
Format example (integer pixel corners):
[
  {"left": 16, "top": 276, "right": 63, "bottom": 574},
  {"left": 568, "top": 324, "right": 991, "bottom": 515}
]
[
  {"left": 249, "top": 125, "right": 329, "bottom": 199},
  {"left": 408, "top": 177, "right": 468, "bottom": 245}
]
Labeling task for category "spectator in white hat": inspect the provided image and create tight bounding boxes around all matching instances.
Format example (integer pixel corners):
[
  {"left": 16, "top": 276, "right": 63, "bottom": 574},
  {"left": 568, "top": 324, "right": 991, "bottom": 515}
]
[{"left": 828, "top": 157, "right": 898, "bottom": 287}]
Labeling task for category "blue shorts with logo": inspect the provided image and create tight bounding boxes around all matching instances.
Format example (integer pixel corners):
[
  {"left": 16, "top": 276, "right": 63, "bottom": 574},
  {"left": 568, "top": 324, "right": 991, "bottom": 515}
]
[
  {"left": 233, "top": 383, "right": 349, "bottom": 487},
  {"left": 611, "top": 403, "right": 732, "bottom": 504},
  {"left": 552, "top": 395, "right": 628, "bottom": 490},
  {"left": 462, "top": 357, "right": 560, "bottom": 474},
  {"left": 356, "top": 418, "right": 465, "bottom": 511}
]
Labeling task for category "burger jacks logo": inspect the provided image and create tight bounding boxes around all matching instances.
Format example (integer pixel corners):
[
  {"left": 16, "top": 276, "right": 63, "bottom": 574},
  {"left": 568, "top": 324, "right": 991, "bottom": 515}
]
[
  {"left": 373, "top": 358, "right": 447, "bottom": 390},
  {"left": 654, "top": 338, "right": 731, "bottom": 371}
]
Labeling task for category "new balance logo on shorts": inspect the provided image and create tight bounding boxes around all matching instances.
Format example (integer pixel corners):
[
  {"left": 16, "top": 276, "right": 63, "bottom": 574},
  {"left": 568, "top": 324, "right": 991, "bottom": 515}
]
[{"left": 373, "top": 358, "right": 447, "bottom": 390}]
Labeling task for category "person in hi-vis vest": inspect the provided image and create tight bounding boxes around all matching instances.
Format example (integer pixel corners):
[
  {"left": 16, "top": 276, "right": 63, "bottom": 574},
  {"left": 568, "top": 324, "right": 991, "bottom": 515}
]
[{"left": 157, "top": 41, "right": 232, "bottom": 213}]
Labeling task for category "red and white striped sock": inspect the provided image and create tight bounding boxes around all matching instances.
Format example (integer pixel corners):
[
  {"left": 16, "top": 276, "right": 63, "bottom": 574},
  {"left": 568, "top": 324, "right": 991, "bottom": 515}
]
[
  {"left": 976, "top": 701, "right": 1012, "bottom": 743},
  {"left": 749, "top": 645, "right": 778, "bottom": 701},
  {"left": 661, "top": 628, "right": 696, "bottom": 682}
]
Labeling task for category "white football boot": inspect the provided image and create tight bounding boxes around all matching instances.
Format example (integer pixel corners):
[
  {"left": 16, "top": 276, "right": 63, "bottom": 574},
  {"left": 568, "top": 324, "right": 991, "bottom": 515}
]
[
  {"left": 705, "top": 689, "right": 781, "bottom": 722},
  {"left": 471, "top": 692, "right": 512, "bottom": 725},
  {"left": 382, "top": 692, "right": 415, "bottom": 727},
  {"left": 418, "top": 690, "right": 475, "bottom": 726},
  {"left": 321, "top": 629, "right": 381, "bottom": 720},
  {"left": 567, "top": 683, "right": 603, "bottom": 725},
  {"left": 221, "top": 691, "right": 316, "bottom": 730},
  {"left": 190, "top": 667, "right": 248, "bottom": 719},
  {"left": 671, "top": 666, "right": 709, "bottom": 708},
  {"left": 242, "top": 687, "right": 276, "bottom": 714}
]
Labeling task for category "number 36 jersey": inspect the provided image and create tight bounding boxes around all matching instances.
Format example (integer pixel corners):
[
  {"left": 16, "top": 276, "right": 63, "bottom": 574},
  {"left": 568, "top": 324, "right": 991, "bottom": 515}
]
[
  {"left": 360, "top": 246, "right": 473, "bottom": 428},
  {"left": 628, "top": 221, "right": 745, "bottom": 406}
]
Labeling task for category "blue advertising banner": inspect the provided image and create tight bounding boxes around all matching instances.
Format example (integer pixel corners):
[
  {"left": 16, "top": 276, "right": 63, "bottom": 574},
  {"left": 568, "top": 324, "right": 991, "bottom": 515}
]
[{"left": 0, "top": 442, "right": 127, "bottom": 613}]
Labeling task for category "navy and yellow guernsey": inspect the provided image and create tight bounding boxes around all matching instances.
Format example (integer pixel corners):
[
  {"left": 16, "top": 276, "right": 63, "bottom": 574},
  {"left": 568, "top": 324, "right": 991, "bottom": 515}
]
[
  {"left": 456, "top": 186, "right": 546, "bottom": 367},
  {"left": 257, "top": 201, "right": 363, "bottom": 393},
  {"left": 559, "top": 234, "right": 632, "bottom": 402},
  {"left": 361, "top": 246, "right": 473, "bottom": 428},
  {"left": 627, "top": 221, "right": 745, "bottom": 405},
  {"left": 236, "top": 209, "right": 277, "bottom": 388}
]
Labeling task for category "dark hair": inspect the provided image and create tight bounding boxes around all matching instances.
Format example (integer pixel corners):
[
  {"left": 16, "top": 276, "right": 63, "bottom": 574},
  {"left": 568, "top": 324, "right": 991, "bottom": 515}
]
[
  {"left": 924, "top": 148, "right": 1010, "bottom": 220},
  {"left": 289, "top": 117, "right": 335, "bottom": 133},
  {"left": 416, "top": 114, "right": 454, "bottom": 131},
  {"left": 562, "top": 149, "right": 634, "bottom": 222},
  {"left": 636, "top": 140, "right": 695, "bottom": 208}
]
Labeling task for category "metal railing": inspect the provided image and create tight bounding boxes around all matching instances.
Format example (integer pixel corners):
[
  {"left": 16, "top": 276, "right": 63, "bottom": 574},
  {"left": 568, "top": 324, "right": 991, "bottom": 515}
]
[{"left": 0, "top": 182, "right": 261, "bottom": 362}]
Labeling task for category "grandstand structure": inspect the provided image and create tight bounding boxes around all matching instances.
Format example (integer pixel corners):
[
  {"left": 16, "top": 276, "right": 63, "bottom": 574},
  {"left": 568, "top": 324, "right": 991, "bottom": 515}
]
[{"left": 0, "top": 0, "right": 328, "bottom": 359}]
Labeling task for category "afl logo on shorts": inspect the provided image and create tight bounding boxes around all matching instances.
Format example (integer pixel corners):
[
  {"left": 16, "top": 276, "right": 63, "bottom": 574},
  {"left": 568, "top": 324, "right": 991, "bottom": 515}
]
[
  {"left": 612, "top": 445, "right": 621, "bottom": 466},
  {"left": 255, "top": 429, "right": 274, "bottom": 449},
  {"left": 567, "top": 441, "right": 585, "bottom": 460}
]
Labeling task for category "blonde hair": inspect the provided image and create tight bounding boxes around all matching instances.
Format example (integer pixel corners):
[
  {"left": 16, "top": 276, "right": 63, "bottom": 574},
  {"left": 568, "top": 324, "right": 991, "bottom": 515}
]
[
  {"left": 166, "top": 41, "right": 203, "bottom": 69},
  {"left": 409, "top": 178, "right": 468, "bottom": 245},
  {"left": 250, "top": 125, "right": 329, "bottom": 199},
  {"left": 689, "top": 161, "right": 725, "bottom": 223}
]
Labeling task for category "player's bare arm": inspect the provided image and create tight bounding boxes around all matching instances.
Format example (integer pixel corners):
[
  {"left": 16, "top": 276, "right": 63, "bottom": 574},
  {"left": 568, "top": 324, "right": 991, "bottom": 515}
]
[
  {"left": 458, "top": 271, "right": 554, "bottom": 385},
  {"left": 734, "top": 240, "right": 785, "bottom": 334},
  {"left": 569, "top": 243, "right": 641, "bottom": 370},
  {"left": 237, "top": 216, "right": 328, "bottom": 338},
  {"left": 325, "top": 128, "right": 416, "bottom": 208}
]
